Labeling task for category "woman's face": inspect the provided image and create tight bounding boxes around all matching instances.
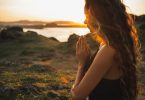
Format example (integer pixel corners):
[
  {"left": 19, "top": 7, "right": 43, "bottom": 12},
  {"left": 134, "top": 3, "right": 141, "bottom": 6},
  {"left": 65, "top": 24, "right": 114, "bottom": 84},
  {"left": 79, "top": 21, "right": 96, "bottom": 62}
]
[{"left": 84, "top": 8, "right": 96, "bottom": 33}]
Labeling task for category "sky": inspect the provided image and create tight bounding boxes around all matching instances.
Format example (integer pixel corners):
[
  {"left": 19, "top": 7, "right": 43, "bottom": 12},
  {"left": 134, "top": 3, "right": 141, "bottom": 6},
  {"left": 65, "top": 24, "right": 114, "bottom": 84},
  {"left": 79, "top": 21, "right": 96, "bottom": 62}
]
[{"left": 0, "top": 0, "right": 145, "bottom": 23}]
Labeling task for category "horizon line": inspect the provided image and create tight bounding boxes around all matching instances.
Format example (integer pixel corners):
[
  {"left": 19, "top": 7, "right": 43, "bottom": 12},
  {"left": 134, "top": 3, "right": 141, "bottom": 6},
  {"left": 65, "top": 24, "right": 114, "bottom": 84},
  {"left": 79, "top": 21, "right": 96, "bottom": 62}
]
[
  {"left": 0, "top": 19, "right": 85, "bottom": 24},
  {"left": 0, "top": 13, "right": 144, "bottom": 23}
]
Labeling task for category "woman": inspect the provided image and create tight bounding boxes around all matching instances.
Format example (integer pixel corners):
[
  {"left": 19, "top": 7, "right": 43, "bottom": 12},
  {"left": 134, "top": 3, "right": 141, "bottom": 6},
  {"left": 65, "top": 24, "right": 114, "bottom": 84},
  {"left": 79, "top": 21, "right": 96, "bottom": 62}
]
[{"left": 70, "top": 0, "right": 141, "bottom": 100}]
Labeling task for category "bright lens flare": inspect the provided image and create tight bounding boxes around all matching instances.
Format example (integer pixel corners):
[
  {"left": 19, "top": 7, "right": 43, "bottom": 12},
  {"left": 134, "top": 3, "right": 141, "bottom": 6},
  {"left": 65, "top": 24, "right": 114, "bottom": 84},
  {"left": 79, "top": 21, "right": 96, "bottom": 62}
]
[
  {"left": 0, "top": 0, "right": 144, "bottom": 22},
  {"left": 0, "top": 0, "right": 86, "bottom": 23}
]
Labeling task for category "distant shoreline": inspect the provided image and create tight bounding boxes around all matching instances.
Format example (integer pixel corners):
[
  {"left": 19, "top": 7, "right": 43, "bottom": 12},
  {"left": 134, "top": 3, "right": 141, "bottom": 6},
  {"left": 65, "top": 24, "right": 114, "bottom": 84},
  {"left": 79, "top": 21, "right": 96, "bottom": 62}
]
[
  {"left": 0, "top": 25, "right": 87, "bottom": 29},
  {"left": 0, "top": 20, "right": 87, "bottom": 29},
  {"left": 24, "top": 27, "right": 89, "bottom": 42}
]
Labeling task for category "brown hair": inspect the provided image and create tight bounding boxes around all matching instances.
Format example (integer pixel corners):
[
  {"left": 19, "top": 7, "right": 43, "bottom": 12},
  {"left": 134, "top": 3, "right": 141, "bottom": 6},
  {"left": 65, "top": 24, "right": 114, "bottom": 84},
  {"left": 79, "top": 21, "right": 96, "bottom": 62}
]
[{"left": 84, "top": 0, "right": 141, "bottom": 100}]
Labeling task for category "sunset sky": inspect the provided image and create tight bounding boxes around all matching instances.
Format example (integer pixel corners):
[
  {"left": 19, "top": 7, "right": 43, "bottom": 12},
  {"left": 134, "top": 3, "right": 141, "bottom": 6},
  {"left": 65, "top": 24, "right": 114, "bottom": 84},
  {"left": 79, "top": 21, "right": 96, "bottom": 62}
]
[{"left": 0, "top": 0, "right": 145, "bottom": 23}]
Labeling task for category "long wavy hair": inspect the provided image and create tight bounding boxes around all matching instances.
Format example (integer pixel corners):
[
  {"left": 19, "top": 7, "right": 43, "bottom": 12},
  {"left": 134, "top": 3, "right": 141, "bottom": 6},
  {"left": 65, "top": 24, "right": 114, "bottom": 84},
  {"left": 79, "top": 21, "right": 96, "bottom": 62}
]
[{"left": 84, "top": 0, "right": 141, "bottom": 100}]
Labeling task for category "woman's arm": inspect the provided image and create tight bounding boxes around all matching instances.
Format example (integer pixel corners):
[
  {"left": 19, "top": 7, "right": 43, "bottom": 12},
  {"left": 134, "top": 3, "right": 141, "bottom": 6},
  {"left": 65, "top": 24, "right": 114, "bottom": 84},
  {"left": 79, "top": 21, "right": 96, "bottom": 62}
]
[
  {"left": 71, "top": 35, "right": 91, "bottom": 100},
  {"left": 72, "top": 64, "right": 88, "bottom": 100},
  {"left": 73, "top": 64, "right": 85, "bottom": 88},
  {"left": 71, "top": 45, "right": 116, "bottom": 100}
]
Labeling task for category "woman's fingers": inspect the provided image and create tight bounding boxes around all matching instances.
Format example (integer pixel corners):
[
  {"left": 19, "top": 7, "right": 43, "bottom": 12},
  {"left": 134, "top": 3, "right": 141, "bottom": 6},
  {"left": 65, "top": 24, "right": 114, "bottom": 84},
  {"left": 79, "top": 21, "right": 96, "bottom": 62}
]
[
  {"left": 82, "top": 36, "right": 89, "bottom": 52},
  {"left": 76, "top": 36, "right": 82, "bottom": 54},
  {"left": 76, "top": 35, "right": 90, "bottom": 55},
  {"left": 79, "top": 36, "right": 83, "bottom": 51},
  {"left": 82, "top": 36, "right": 85, "bottom": 51},
  {"left": 82, "top": 36, "right": 87, "bottom": 53},
  {"left": 80, "top": 36, "right": 82, "bottom": 51},
  {"left": 80, "top": 36, "right": 87, "bottom": 50},
  {"left": 76, "top": 36, "right": 81, "bottom": 47}
]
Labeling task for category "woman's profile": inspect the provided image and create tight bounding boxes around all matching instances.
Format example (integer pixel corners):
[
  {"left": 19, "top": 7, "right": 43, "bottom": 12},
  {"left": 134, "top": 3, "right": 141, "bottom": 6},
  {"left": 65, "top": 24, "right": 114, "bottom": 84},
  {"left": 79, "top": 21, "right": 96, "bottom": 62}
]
[{"left": 70, "top": 0, "right": 141, "bottom": 100}]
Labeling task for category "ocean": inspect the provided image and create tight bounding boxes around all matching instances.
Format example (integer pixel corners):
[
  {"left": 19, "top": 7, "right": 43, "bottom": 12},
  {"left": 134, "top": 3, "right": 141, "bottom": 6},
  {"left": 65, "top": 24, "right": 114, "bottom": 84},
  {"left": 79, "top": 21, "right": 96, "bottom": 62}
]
[{"left": 24, "top": 28, "right": 90, "bottom": 42}]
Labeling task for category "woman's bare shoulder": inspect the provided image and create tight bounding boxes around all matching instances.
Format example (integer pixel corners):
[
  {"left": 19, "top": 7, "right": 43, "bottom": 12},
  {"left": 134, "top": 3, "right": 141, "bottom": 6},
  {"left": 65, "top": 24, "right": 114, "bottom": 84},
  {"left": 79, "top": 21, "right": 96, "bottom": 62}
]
[{"left": 98, "top": 44, "right": 116, "bottom": 55}]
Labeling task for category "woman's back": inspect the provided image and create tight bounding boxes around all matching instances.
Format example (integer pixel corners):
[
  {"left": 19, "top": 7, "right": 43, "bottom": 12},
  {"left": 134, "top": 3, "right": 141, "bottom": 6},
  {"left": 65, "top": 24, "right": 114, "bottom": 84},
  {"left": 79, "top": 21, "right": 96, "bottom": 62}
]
[
  {"left": 71, "top": 0, "right": 139, "bottom": 99},
  {"left": 85, "top": 46, "right": 123, "bottom": 100}
]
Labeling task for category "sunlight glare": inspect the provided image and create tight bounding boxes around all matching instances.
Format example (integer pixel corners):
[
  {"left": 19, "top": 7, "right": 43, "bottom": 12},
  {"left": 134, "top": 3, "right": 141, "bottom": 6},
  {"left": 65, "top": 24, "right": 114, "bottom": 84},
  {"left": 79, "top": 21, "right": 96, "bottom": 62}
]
[{"left": 0, "top": 0, "right": 86, "bottom": 23}]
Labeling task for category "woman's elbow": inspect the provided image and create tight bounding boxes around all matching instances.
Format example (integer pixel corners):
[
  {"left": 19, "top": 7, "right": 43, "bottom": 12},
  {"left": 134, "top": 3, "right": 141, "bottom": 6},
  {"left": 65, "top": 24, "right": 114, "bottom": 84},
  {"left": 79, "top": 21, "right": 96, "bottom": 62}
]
[{"left": 70, "top": 88, "right": 87, "bottom": 100}]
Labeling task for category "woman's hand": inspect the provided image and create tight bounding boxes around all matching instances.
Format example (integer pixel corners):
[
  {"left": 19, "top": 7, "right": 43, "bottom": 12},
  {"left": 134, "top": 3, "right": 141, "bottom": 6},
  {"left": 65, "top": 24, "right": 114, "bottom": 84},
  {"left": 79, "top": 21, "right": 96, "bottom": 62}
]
[{"left": 76, "top": 35, "right": 91, "bottom": 69}]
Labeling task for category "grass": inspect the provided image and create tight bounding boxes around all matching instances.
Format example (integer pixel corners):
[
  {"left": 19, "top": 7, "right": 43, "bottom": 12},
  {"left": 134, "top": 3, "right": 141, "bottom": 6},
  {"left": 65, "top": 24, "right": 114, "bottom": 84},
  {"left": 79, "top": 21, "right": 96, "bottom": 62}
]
[
  {"left": 0, "top": 63, "right": 74, "bottom": 100},
  {"left": 0, "top": 34, "right": 76, "bottom": 100},
  {"left": 0, "top": 32, "right": 145, "bottom": 99}
]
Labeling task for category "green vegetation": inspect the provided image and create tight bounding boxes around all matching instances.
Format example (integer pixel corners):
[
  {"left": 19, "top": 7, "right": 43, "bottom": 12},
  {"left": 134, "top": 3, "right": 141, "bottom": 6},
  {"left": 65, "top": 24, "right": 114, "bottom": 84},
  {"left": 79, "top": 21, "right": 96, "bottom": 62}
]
[
  {"left": 0, "top": 27, "right": 77, "bottom": 100},
  {"left": 0, "top": 24, "right": 145, "bottom": 99}
]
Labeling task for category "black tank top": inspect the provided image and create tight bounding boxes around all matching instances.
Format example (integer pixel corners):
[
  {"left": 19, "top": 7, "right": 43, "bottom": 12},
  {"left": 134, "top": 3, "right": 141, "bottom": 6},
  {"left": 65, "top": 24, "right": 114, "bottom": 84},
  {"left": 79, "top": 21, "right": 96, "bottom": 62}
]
[
  {"left": 88, "top": 78, "right": 123, "bottom": 100},
  {"left": 84, "top": 50, "right": 123, "bottom": 100}
]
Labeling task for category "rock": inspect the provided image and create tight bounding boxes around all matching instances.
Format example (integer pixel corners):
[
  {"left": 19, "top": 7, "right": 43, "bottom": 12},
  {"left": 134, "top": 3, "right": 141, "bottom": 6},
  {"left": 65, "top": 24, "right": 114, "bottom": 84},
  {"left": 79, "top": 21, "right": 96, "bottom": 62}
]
[
  {"left": 6, "top": 26, "right": 23, "bottom": 32},
  {"left": 139, "top": 23, "right": 145, "bottom": 30},
  {"left": 0, "top": 87, "right": 17, "bottom": 100},
  {"left": 139, "top": 31, "right": 145, "bottom": 59},
  {"left": 24, "top": 64, "right": 57, "bottom": 73},
  {"left": 66, "top": 33, "right": 99, "bottom": 55},
  {"left": 18, "top": 84, "right": 41, "bottom": 95},
  {"left": 67, "top": 33, "right": 79, "bottom": 46},
  {"left": 0, "top": 27, "right": 2, "bottom": 32},
  {"left": 50, "top": 85, "right": 59, "bottom": 90},
  {"left": 58, "top": 85, "right": 69, "bottom": 90},
  {"left": 66, "top": 33, "right": 79, "bottom": 54},
  {"left": 48, "top": 37, "right": 59, "bottom": 42},
  {"left": 135, "top": 15, "right": 145, "bottom": 23},
  {"left": 58, "top": 85, "right": 64, "bottom": 90},
  {"left": 47, "top": 90, "right": 60, "bottom": 98},
  {"left": 0, "top": 26, "right": 23, "bottom": 40},
  {"left": 25, "top": 31, "right": 38, "bottom": 36},
  {"left": 85, "top": 33, "right": 99, "bottom": 50},
  {"left": 59, "top": 96, "right": 68, "bottom": 100}
]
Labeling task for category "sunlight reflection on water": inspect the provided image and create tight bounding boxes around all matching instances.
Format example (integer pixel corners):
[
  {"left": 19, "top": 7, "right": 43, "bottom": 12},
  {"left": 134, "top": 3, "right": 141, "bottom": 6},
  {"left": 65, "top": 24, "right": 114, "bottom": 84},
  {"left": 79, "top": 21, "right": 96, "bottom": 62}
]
[{"left": 24, "top": 28, "right": 90, "bottom": 42}]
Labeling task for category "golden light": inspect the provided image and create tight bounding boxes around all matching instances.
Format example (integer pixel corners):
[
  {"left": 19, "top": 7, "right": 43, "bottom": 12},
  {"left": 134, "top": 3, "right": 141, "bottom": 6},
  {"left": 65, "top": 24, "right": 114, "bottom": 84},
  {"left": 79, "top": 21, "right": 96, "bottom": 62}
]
[
  {"left": 0, "top": 0, "right": 145, "bottom": 23},
  {"left": 0, "top": 0, "right": 86, "bottom": 23},
  {"left": 124, "top": 0, "right": 145, "bottom": 15},
  {"left": 60, "top": 76, "right": 69, "bottom": 84}
]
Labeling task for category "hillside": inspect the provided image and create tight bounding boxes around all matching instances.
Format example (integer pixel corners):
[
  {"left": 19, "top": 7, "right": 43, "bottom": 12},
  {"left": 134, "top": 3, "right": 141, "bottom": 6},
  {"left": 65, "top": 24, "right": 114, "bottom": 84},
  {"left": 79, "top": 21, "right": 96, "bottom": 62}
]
[
  {"left": 0, "top": 20, "right": 87, "bottom": 29},
  {"left": 0, "top": 14, "right": 145, "bottom": 99}
]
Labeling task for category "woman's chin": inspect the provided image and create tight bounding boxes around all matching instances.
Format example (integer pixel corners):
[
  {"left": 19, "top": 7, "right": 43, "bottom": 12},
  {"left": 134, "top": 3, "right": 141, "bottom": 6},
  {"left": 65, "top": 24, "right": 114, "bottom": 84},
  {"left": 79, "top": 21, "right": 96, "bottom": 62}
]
[{"left": 87, "top": 26, "right": 92, "bottom": 33}]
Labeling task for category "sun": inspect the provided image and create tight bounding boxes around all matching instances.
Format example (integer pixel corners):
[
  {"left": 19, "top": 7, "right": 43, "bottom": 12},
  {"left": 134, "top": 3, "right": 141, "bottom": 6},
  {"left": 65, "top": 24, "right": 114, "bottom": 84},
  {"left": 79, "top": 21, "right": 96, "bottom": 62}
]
[{"left": 0, "top": 0, "right": 86, "bottom": 23}]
